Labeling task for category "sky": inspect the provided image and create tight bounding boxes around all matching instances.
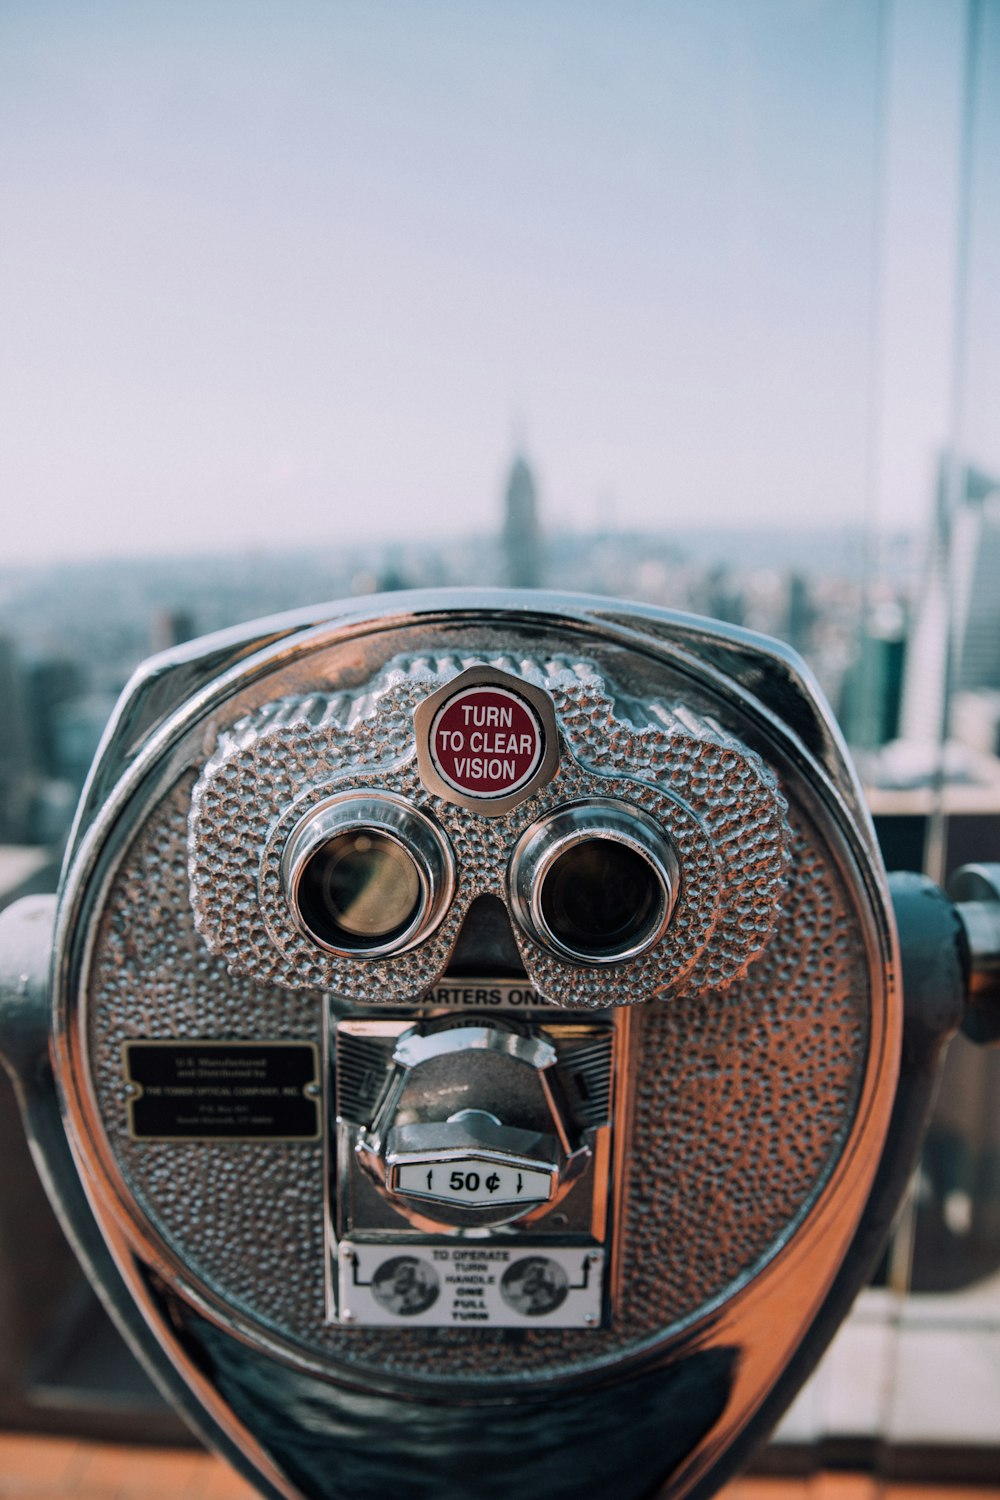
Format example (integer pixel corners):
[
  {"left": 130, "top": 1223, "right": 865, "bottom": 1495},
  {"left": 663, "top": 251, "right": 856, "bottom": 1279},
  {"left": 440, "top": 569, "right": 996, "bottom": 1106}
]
[{"left": 0, "top": 0, "right": 989, "bottom": 564}]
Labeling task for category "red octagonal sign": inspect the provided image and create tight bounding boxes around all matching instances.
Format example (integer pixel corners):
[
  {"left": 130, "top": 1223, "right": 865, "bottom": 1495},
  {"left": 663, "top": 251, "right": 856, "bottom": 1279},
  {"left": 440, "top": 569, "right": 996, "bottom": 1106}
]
[{"left": 430, "top": 684, "right": 544, "bottom": 798}]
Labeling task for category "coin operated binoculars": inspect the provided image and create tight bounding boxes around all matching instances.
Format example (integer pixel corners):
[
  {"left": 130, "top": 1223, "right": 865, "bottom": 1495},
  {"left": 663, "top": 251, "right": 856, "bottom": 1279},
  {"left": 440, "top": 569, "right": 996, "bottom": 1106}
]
[{"left": 2, "top": 591, "right": 998, "bottom": 1500}]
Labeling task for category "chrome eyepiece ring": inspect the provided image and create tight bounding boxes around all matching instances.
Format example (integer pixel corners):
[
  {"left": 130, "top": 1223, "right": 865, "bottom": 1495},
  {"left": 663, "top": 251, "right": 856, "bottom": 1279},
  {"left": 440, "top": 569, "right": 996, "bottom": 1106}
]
[
  {"left": 281, "top": 793, "right": 455, "bottom": 957},
  {"left": 508, "top": 800, "right": 679, "bottom": 966}
]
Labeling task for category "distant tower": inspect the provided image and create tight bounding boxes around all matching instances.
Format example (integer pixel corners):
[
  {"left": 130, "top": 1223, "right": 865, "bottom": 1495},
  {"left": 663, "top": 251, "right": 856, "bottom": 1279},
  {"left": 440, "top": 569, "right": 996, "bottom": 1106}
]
[
  {"left": 150, "top": 609, "right": 197, "bottom": 654},
  {"left": 502, "top": 453, "right": 542, "bottom": 589},
  {"left": 0, "top": 637, "right": 35, "bottom": 841},
  {"left": 840, "top": 602, "right": 907, "bottom": 749},
  {"left": 784, "top": 572, "right": 815, "bottom": 657},
  {"left": 900, "top": 457, "right": 1000, "bottom": 743}
]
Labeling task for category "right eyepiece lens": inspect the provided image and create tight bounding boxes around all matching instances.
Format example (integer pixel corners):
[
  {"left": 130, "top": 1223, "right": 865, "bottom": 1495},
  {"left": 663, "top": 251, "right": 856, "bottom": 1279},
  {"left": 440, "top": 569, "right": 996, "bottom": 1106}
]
[
  {"left": 540, "top": 837, "right": 662, "bottom": 959},
  {"left": 509, "top": 801, "right": 678, "bottom": 965},
  {"left": 299, "top": 831, "right": 421, "bottom": 947}
]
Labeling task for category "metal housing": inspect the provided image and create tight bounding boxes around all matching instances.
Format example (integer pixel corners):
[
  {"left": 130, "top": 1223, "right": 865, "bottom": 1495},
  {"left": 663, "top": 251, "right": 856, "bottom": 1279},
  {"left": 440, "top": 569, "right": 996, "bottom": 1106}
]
[{"left": 0, "top": 590, "right": 900, "bottom": 1500}]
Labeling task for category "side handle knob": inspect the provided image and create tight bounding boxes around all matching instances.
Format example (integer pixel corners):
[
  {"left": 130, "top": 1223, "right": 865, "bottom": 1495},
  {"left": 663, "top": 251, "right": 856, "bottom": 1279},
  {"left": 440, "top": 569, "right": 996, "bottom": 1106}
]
[{"left": 949, "top": 863, "right": 1000, "bottom": 1045}]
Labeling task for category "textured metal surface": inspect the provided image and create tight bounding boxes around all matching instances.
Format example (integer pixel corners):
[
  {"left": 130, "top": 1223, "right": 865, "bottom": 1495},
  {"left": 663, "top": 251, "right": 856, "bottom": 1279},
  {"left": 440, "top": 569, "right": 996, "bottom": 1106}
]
[
  {"left": 188, "top": 655, "right": 789, "bottom": 1009},
  {"left": 85, "top": 768, "right": 867, "bottom": 1383}
]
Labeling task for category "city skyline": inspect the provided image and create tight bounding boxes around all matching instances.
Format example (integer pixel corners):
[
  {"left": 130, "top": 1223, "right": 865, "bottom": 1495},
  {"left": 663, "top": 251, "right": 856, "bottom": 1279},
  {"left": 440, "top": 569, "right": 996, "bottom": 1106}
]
[{"left": 1, "top": 2, "right": 984, "bottom": 564}]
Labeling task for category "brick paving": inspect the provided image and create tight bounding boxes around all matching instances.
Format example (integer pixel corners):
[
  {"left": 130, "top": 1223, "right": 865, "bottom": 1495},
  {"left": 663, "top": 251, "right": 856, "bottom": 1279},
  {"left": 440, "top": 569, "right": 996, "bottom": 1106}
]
[{"left": 0, "top": 1437, "right": 998, "bottom": 1500}]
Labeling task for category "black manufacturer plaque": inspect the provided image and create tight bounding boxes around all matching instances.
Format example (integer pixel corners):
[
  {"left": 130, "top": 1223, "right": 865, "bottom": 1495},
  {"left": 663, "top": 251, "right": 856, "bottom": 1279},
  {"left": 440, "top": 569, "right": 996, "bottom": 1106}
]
[{"left": 124, "top": 1041, "right": 321, "bottom": 1142}]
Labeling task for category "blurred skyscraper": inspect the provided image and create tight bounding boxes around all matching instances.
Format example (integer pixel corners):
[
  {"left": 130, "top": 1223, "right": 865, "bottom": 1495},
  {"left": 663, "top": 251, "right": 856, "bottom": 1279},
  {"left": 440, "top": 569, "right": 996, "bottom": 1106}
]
[
  {"left": 502, "top": 453, "right": 542, "bottom": 589},
  {"left": 0, "top": 638, "right": 34, "bottom": 842},
  {"left": 901, "top": 457, "right": 1000, "bottom": 745},
  {"left": 841, "top": 602, "right": 907, "bottom": 750},
  {"left": 150, "top": 608, "right": 197, "bottom": 654},
  {"left": 784, "top": 573, "right": 816, "bottom": 658}
]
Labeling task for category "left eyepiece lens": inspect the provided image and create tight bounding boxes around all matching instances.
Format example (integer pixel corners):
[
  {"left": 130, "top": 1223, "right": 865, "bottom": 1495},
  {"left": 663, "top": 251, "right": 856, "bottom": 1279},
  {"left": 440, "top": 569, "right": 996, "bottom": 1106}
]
[
  {"left": 300, "top": 831, "right": 421, "bottom": 945},
  {"left": 282, "top": 795, "right": 454, "bottom": 956}
]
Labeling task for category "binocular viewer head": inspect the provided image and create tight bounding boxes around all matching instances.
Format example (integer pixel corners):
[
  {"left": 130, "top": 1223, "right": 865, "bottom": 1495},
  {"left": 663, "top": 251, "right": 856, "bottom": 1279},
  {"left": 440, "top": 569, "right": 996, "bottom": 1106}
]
[
  {"left": 188, "top": 645, "right": 789, "bottom": 1006},
  {"left": 1, "top": 590, "right": 907, "bottom": 1500}
]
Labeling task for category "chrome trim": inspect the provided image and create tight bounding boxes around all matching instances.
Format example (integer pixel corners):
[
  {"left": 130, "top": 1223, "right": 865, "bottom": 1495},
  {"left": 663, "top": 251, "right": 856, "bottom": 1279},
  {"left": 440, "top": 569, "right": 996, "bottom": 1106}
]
[{"left": 391, "top": 1022, "right": 558, "bottom": 1072}]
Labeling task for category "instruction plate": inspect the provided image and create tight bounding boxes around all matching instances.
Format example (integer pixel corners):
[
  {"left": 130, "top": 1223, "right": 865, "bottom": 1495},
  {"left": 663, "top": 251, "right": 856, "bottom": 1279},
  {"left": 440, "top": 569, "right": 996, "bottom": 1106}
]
[{"left": 337, "top": 1242, "right": 604, "bottom": 1328}]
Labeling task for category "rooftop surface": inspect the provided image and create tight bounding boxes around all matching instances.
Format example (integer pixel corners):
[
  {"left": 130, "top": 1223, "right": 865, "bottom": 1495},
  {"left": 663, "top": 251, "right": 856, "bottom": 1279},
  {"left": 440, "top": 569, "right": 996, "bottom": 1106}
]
[{"left": 0, "top": 1437, "right": 997, "bottom": 1500}]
